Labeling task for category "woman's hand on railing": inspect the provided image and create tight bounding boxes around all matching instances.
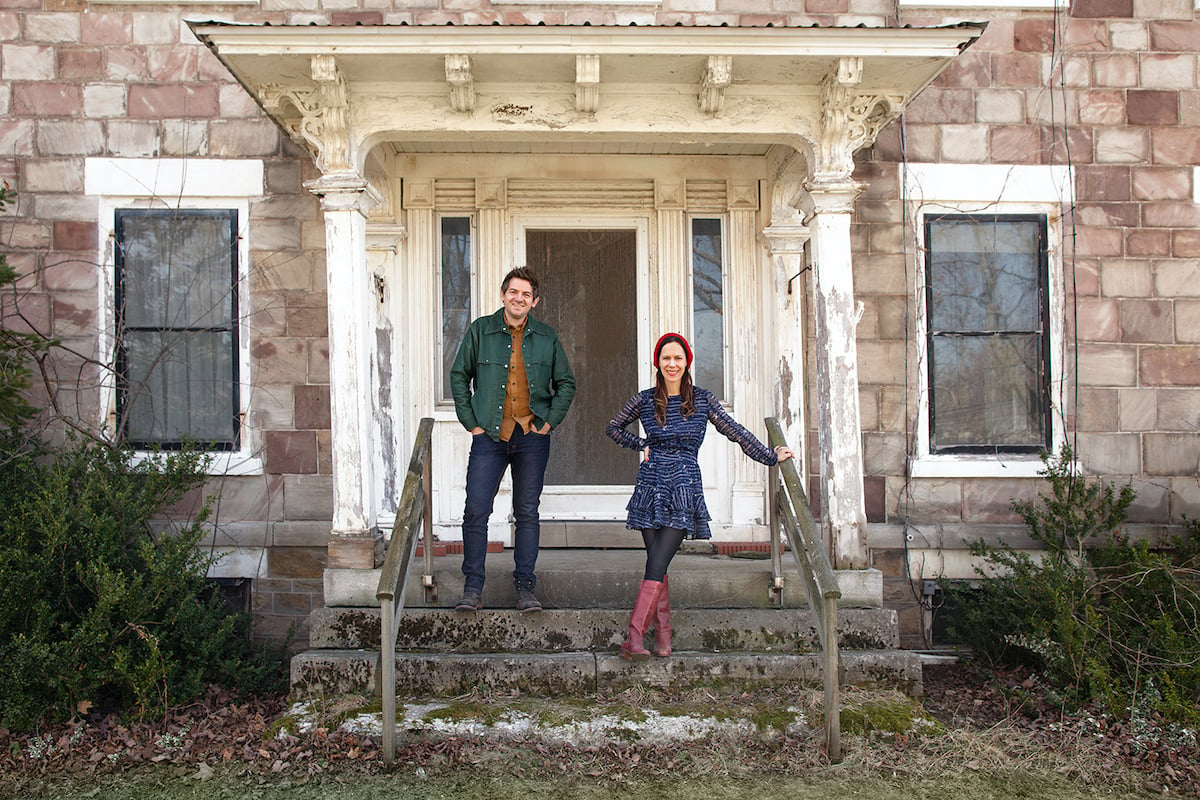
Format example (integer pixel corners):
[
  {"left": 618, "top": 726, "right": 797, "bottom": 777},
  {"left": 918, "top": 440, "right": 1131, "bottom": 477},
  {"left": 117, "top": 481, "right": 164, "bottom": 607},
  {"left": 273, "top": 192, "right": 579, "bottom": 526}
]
[{"left": 774, "top": 445, "right": 794, "bottom": 462}]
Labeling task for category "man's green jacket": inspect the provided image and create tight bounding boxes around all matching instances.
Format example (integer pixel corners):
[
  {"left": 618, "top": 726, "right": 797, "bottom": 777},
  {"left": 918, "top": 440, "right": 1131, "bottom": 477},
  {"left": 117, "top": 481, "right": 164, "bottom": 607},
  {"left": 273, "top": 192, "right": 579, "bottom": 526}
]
[{"left": 450, "top": 309, "right": 576, "bottom": 442}]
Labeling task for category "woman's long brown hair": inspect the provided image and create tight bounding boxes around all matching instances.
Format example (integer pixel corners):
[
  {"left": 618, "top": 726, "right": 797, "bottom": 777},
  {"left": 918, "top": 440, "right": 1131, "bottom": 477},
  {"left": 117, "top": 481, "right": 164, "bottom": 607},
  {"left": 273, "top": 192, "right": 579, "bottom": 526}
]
[{"left": 653, "top": 334, "right": 695, "bottom": 426}]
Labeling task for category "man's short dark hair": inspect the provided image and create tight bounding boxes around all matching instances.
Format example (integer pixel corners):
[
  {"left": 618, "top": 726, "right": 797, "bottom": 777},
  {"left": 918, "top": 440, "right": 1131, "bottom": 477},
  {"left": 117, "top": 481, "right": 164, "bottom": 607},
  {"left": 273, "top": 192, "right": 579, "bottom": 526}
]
[{"left": 502, "top": 266, "right": 540, "bottom": 299}]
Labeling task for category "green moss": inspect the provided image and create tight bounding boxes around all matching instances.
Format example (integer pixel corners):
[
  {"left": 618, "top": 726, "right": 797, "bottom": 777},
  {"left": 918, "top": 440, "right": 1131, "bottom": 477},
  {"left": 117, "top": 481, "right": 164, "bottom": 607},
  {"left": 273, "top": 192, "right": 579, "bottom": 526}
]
[
  {"left": 422, "top": 701, "right": 508, "bottom": 726},
  {"left": 839, "top": 698, "right": 929, "bottom": 736},
  {"left": 748, "top": 704, "right": 797, "bottom": 734}
]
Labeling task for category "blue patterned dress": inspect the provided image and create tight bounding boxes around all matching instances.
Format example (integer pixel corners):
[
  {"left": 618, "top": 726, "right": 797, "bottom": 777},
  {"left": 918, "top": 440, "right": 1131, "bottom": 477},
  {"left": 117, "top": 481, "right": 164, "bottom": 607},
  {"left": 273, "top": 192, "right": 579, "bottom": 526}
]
[{"left": 605, "top": 387, "right": 779, "bottom": 539}]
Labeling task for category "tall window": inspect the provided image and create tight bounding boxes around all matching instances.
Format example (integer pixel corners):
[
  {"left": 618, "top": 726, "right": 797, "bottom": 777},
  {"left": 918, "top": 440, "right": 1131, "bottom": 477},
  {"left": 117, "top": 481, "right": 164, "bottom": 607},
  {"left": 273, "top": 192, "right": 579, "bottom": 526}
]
[
  {"left": 440, "top": 216, "right": 472, "bottom": 400},
  {"left": 691, "top": 217, "right": 725, "bottom": 400},
  {"left": 114, "top": 209, "right": 239, "bottom": 449},
  {"left": 924, "top": 214, "right": 1050, "bottom": 454}
]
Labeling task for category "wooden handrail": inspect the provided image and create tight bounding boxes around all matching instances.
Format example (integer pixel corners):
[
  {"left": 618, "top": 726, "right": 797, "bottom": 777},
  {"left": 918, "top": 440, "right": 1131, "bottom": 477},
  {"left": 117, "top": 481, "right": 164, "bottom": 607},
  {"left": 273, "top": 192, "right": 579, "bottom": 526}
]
[
  {"left": 765, "top": 417, "right": 842, "bottom": 763},
  {"left": 376, "top": 417, "right": 435, "bottom": 763}
]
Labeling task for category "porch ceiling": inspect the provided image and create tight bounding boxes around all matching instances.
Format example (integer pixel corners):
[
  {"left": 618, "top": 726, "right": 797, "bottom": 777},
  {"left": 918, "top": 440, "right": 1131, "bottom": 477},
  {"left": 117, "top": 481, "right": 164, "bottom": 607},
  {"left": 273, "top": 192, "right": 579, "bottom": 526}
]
[{"left": 191, "top": 23, "right": 985, "bottom": 167}]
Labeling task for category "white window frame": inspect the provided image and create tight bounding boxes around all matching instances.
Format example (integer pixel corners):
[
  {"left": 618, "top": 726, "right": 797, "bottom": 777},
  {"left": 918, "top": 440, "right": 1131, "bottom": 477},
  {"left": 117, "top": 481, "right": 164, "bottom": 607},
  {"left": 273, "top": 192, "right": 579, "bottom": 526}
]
[
  {"left": 86, "top": 157, "right": 263, "bottom": 476},
  {"left": 905, "top": 163, "right": 1072, "bottom": 478}
]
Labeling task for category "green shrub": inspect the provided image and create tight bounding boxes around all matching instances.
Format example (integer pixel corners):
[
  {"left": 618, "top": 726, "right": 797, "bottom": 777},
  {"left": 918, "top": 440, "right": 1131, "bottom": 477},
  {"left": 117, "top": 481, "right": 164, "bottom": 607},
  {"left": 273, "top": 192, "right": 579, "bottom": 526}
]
[
  {"left": 0, "top": 435, "right": 286, "bottom": 732},
  {"left": 942, "top": 444, "right": 1200, "bottom": 721}
]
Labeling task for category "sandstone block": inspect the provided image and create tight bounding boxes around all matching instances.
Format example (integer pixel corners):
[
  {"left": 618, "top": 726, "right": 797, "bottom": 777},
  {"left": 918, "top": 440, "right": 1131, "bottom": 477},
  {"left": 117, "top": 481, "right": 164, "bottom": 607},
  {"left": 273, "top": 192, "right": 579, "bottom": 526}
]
[
  {"left": 1077, "top": 165, "right": 1131, "bottom": 201},
  {"left": 1126, "top": 229, "right": 1170, "bottom": 257},
  {"left": 1153, "top": 259, "right": 1200, "bottom": 296},
  {"left": 37, "top": 119, "right": 105, "bottom": 156},
  {"left": 1095, "top": 127, "right": 1148, "bottom": 163},
  {"left": 1140, "top": 346, "right": 1200, "bottom": 386},
  {"left": 82, "top": 84, "right": 126, "bottom": 118},
  {"left": 1077, "top": 387, "right": 1120, "bottom": 431},
  {"left": 1151, "top": 128, "right": 1200, "bottom": 166},
  {"left": 1175, "top": 300, "right": 1200, "bottom": 343},
  {"left": 1126, "top": 89, "right": 1179, "bottom": 125},
  {"left": 1078, "top": 344, "right": 1138, "bottom": 386},
  {"left": 1141, "top": 53, "right": 1196, "bottom": 90},
  {"left": 1076, "top": 298, "right": 1120, "bottom": 340},
  {"left": 1, "top": 44, "right": 54, "bottom": 80},
  {"left": 1072, "top": 0, "right": 1132, "bottom": 17},
  {"left": 1143, "top": 433, "right": 1200, "bottom": 475},
  {"left": 1110, "top": 21, "right": 1150, "bottom": 50},
  {"left": 81, "top": 12, "right": 131, "bottom": 45},
  {"left": 1119, "top": 299, "right": 1174, "bottom": 344},
  {"left": 1092, "top": 53, "right": 1139, "bottom": 87},
  {"left": 128, "top": 83, "right": 218, "bottom": 118},
  {"left": 1157, "top": 387, "right": 1200, "bottom": 431},
  {"left": 1076, "top": 432, "right": 1142, "bottom": 474},
  {"left": 1078, "top": 89, "right": 1126, "bottom": 125},
  {"left": 282, "top": 474, "right": 334, "bottom": 520}
]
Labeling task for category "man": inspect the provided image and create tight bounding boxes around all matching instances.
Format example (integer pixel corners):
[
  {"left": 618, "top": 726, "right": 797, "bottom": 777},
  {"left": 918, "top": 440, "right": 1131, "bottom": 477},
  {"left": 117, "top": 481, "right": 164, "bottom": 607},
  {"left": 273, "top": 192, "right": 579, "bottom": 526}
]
[{"left": 449, "top": 266, "right": 576, "bottom": 612}]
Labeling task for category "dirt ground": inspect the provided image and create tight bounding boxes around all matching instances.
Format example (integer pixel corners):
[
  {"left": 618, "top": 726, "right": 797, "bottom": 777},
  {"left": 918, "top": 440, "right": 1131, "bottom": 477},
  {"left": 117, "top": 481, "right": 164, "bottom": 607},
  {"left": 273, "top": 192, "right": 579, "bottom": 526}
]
[{"left": 2, "top": 661, "right": 1194, "bottom": 800}]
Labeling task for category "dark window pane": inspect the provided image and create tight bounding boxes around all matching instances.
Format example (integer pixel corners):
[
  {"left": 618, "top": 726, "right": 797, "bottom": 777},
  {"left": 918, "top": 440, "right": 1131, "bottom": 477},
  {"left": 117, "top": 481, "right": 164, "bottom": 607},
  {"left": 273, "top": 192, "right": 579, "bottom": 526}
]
[
  {"left": 441, "top": 217, "right": 472, "bottom": 401},
  {"left": 115, "top": 209, "right": 238, "bottom": 448},
  {"left": 692, "top": 218, "right": 724, "bottom": 401},
  {"left": 124, "top": 330, "right": 235, "bottom": 444},
  {"left": 925, "top": 215, "right": 1049, "bottom": 454},
  {"left": 119, "top": 213, "right": 235, "bottom": 330},
  {"left": 930, "top": 334, "right": 1044, "bottom": 450},
  {"left": 927, "top": 218, "right": 1041, "bottom": 332}
]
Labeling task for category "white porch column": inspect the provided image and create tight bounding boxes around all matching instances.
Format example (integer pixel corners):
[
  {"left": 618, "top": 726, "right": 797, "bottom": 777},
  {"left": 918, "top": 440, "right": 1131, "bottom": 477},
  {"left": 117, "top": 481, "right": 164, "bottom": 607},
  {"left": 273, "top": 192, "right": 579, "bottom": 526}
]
[
  {"left": 761, "top": 222, "right": 809, "bottom": 461},
  {"left": 807, "top": 179, "right": 868, "bottom": 569},
  {"left": 307, "top": 171, "right": 384, "bottom": 569}
]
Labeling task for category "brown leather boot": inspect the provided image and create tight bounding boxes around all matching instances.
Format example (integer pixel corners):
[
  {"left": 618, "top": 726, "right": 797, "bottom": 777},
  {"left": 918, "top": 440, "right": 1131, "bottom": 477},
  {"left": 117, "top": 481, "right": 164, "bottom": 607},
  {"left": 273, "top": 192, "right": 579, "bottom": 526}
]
[
  {"left": 618, "top": 579, "right": 663, "bottom": 661},
  {"left": 652, "top": 575, "right": 671, "bottom": 657}
]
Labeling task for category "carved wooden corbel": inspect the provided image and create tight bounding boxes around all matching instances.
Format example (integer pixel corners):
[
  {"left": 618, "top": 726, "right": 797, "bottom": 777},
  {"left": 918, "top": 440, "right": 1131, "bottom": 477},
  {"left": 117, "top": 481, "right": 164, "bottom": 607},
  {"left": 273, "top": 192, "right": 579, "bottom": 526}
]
[
  {"left": 260, "top": 54, "right": 353, "bottom": 174},
  {"left": 576, "top": 55, "right": 600, "bottom": 113},
  {"left": 699, "top": 56, "right": 732, "bottom": 116},
  {"left": 816, "top": 56, "right": 904, "bottom": 183},
  {"left": 446, "top": 54, "right": 476, "bottom": 113}
]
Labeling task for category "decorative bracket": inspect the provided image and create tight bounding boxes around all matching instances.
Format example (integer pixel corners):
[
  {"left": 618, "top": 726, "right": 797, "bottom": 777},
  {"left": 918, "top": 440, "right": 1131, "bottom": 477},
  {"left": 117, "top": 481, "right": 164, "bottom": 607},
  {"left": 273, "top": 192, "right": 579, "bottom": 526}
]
[
  {"left": 260, "top": 54, "right": 353, "bottom": 174},
  {"left": 575, "top": 55, "right": 600, "bottom": 113},
  {"left": 446, "top": 54, "right": 476, "bottom": 113},
  {"left": 816, "top": 56, "right": 904, "bottom": 182},
  {"left": 699, "top": 56, "right": 732, "bottom": 116}
]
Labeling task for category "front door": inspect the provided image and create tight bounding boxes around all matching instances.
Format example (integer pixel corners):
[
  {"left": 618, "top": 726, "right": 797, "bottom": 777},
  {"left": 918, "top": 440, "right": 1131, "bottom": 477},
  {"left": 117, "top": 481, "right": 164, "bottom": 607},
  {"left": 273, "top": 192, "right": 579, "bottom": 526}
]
[{"left": 515, "top": 218, "right": 649, "bottom": 524}]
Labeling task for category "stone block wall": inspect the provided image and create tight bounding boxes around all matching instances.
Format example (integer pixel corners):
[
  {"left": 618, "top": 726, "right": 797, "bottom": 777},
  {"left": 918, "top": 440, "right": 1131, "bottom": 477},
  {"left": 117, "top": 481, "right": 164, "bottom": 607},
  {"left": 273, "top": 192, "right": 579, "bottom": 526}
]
[{"left": 854, "top": 2, "right": 1200, "bottom": 644}]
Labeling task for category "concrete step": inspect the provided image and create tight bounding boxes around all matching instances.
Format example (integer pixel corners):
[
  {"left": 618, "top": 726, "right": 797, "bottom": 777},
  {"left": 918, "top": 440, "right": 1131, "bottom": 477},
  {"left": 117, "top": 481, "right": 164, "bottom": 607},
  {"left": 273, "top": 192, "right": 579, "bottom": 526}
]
[
  {"left": 290, "top": 649, "right": 923, "bottom": 698},
  {"left": 308, "top": 607, "right": 900, "bottom": 653},
  {"left": 324, "top": 548, "right": 884, "bottom": 610}
]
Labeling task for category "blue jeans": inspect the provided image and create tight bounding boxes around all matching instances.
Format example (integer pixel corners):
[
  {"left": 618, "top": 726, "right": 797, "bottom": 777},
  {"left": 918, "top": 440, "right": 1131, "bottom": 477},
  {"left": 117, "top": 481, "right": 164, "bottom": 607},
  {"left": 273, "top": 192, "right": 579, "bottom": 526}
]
[{"left": 461, "top": 426, "right": 552, "bottom": 592}]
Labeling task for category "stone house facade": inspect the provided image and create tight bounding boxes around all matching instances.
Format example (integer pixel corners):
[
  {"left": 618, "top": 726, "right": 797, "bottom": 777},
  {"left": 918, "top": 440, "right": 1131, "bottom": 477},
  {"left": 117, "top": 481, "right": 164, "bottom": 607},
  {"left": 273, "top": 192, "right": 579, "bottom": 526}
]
[{"left": 1, "top": 0, "right": 1197, "bottom": 650}]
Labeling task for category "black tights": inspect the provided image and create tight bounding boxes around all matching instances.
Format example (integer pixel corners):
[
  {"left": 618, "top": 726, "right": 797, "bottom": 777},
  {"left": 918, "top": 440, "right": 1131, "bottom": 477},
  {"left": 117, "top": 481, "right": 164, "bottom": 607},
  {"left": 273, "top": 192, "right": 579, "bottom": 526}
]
[{"left": 641, "top": 527, "right": 686, "bottom": 582}]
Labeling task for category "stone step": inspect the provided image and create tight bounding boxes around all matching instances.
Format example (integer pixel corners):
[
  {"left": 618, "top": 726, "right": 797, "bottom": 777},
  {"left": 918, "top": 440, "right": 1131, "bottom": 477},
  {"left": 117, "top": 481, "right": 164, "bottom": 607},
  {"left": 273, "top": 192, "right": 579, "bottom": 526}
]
[
  {"left": 308, "top": 607, "right": 900, "bottom": 653},
  {"left": 290, "top": 649, "right": 923, "bottom": 698},
  {"left": 324, "top": 548, "right": 883, "bottom": 610}
]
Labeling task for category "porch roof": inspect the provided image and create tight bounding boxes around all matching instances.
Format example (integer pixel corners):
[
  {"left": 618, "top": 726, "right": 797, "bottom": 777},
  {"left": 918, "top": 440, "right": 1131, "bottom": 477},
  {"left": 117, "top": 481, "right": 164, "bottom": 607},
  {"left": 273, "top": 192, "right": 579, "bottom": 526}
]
[{"left": 190, "top": 22, "right": 985, "bottom": 167}]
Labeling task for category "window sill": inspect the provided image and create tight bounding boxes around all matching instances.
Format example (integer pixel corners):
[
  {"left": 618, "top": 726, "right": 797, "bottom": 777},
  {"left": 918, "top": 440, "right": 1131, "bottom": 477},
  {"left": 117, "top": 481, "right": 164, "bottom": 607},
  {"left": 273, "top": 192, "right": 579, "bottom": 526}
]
[
  {"left": 131, "top": 450, "right": 264, "bottom": 477},
  {"left": 908, "top": 456, "right": 1046, "bottom": 479}
]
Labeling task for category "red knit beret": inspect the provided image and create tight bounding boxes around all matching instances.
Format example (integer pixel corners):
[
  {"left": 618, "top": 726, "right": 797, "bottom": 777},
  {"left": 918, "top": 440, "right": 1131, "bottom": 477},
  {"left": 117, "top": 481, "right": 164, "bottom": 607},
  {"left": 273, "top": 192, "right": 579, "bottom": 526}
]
[{"left": 653, "top": 332, "right": 693, "bottom": 368}]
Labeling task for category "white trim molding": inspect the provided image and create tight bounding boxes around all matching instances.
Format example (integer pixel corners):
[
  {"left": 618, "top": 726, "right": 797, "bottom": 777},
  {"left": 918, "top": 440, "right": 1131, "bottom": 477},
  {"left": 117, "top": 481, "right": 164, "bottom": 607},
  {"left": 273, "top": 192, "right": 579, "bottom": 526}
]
[
  {"left": 86, "top": 158, "right": 266, "bottom": 476},
  {"left": 904, "top": 163, "right": 1073, "bottom": 479}
]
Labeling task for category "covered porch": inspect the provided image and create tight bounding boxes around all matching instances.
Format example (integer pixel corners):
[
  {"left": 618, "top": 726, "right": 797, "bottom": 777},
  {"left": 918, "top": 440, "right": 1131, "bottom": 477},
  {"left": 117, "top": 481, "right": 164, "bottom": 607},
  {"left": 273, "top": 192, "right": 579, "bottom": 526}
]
[{"left": 191, "top": 22, "right": 984, "bottom": 586}]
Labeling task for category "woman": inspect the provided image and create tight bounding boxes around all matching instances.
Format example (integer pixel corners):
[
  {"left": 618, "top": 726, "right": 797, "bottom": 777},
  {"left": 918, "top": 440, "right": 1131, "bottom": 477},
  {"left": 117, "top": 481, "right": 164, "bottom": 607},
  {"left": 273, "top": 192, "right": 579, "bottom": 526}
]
[{"left": 605, "top": 333, "right": 793, "bottom": 661}]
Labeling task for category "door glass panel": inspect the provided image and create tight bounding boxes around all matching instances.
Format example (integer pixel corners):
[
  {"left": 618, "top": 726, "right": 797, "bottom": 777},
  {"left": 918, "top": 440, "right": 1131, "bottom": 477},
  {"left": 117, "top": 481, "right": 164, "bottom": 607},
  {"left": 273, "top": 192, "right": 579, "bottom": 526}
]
[{"left": 527, "top": 229, "right": 638, "bottom": 486}]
